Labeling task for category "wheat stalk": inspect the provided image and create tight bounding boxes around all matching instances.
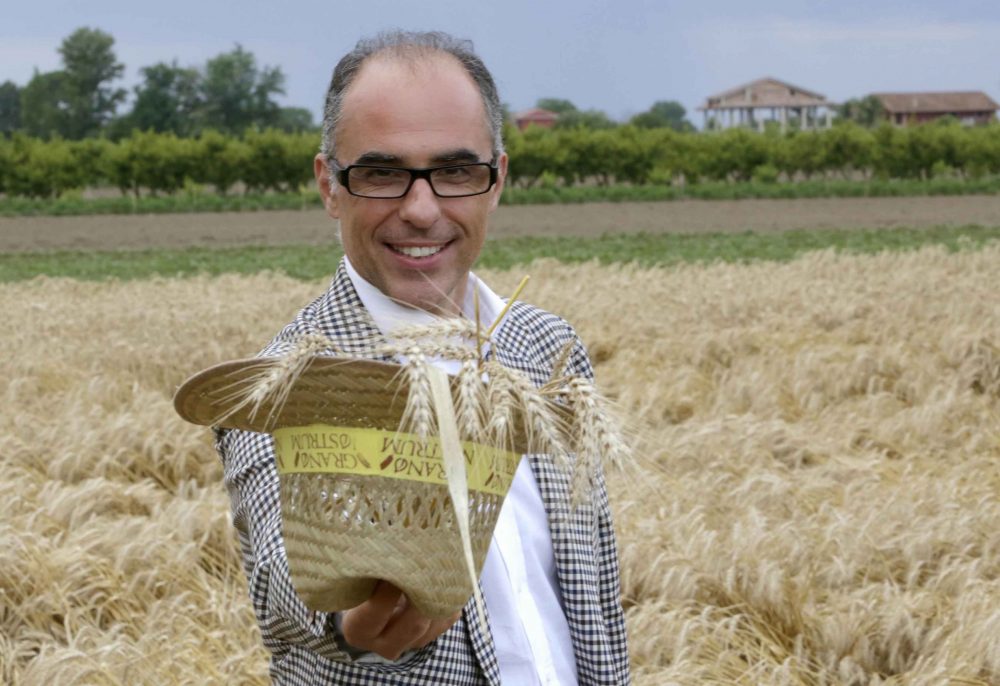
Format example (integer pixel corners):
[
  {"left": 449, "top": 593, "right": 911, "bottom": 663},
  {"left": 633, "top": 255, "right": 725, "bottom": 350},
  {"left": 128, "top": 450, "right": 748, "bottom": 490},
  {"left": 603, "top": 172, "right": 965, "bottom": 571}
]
[
  {"left": 388, "top": 319, "right": 480, "bottom": 343},
  {"left": 375, "top": 341, "right": 478, "bottom": 363}
]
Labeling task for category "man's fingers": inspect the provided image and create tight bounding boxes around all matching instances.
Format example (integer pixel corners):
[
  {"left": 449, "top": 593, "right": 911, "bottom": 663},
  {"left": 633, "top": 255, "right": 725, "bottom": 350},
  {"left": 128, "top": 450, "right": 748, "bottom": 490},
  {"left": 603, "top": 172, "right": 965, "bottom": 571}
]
[
  {"left": 379, "top": 606, "right": 461, "bottom": 657},
  {"left": 379, "top": 604, "right": 432, "bottom": 657},
  {"left": 340, "top": 581, "right": 404, "bottom": 645},
  {"left": 410, "top": 611, "right": 462, "bottom": 651},
  {"left": 340, "top": 584, "right": 463, "bottom": 660}
]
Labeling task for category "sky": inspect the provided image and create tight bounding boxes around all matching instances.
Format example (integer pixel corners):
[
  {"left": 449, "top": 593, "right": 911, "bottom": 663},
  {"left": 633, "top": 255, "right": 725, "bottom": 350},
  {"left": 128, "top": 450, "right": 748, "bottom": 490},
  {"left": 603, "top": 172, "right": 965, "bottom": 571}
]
[{"left": 5, "top": 0, "right": 1000, "bottom": 127}]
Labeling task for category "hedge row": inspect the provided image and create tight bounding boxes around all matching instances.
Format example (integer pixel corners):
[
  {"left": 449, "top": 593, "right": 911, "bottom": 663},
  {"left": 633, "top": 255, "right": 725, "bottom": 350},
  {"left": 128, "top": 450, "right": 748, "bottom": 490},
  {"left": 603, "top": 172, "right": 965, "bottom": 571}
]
[
  {"left": 3, "top": 121, "right": 1000, "bottom": 199},
  {"left": 504, "top": 121, "right": 1000, "bottom": 187},
  {"left": 0, "top": 130, "right": 318, "bottom": 199}
]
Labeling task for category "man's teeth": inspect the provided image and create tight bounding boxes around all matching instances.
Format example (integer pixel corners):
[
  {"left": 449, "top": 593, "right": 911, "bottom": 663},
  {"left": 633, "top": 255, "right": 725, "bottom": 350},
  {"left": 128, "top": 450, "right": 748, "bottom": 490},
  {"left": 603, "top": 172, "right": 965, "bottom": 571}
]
[{"left": 393, "top": 245, "right": 444, "bottom": 258}]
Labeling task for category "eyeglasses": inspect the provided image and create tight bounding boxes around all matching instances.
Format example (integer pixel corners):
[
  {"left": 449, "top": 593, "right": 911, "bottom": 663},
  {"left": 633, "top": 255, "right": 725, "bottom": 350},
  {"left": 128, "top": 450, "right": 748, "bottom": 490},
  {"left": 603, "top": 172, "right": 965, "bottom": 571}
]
[{"left": 334, "top": 162, "right": 498, "bottom": 199}]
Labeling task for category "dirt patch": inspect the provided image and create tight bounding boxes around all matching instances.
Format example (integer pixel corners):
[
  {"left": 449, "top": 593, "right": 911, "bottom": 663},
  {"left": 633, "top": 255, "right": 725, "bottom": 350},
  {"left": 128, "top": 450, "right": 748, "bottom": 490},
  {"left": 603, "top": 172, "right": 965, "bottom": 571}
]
[{"left": 1, "top": 195, "right": 998, "bottom": 253}]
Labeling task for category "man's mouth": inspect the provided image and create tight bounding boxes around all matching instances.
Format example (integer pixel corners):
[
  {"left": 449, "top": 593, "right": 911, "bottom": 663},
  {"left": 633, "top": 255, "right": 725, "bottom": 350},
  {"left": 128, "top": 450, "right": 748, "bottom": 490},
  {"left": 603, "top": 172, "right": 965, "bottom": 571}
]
[{"left": 390, "top": 244, "right": 446, "bottom": 258}]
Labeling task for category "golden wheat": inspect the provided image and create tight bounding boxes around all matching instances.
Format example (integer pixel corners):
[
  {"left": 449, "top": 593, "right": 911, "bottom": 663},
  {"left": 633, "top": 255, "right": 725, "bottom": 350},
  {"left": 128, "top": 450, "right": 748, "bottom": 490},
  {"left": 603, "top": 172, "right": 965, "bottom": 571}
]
[{"left": 2, "top": 245, "right": 998, "bottom": 684}]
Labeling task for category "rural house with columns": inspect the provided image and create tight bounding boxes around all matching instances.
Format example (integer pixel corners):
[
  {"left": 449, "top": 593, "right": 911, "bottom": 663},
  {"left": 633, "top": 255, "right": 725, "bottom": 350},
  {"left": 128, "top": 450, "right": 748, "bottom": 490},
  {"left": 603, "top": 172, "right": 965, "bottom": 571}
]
[{"left": 699, "top": 77, "right": 835, "bottom": 132}]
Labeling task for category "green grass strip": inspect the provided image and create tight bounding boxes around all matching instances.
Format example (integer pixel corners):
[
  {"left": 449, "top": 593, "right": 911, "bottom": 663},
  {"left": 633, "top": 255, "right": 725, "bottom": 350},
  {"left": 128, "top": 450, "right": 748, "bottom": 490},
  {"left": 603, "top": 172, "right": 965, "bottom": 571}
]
[
  {"left": 1, "top": 225, "right": 997, "bottom": 283},
  {"left": 2, "top": 176, "right": 999, "bottom": 217},
  {"left": 501, "top": 177, "right": 1000, "bottom": 204},
  {"left": 0, "top": 192, "right": 324, "bottom": 217}
]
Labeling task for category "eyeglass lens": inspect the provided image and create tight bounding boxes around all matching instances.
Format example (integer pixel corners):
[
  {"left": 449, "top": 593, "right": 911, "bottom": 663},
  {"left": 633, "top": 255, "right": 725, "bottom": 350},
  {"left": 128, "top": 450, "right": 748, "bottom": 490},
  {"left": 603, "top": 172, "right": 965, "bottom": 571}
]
[{"left": 348, "top": 164, "right": 492, "bottom": 198}]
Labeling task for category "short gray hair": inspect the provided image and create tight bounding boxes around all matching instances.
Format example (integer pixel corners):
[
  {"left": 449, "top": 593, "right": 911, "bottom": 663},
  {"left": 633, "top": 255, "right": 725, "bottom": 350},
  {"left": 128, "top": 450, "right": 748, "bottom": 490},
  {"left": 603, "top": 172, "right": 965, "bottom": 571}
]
[{"left": 320, "top": 30, "right": 505, "bottom": 165}]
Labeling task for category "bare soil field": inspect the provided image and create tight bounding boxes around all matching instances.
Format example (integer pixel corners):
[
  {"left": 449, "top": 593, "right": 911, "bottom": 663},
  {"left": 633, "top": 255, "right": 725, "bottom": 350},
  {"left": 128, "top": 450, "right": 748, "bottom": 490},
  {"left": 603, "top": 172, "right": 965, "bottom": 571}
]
[{"left": 1, "top": 194, "right": 999, "bottom": 253}]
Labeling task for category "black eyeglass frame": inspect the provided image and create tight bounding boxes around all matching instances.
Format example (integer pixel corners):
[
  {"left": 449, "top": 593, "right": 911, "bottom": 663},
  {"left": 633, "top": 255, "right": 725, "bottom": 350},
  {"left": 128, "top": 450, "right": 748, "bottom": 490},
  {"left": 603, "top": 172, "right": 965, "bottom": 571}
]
[{"left": 333, "top": 162, "right": 499, "bottom": 199}]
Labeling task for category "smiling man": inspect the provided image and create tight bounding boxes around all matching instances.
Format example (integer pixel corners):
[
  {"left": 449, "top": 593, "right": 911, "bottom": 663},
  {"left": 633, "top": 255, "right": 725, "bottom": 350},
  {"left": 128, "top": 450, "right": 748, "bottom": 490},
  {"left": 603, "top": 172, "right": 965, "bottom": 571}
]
[
  {"left": 315, "top": 48, "right": 504, "bottom": 315},
  {"left": 216, "top": 31, "right": 630, "bottom": 685}
]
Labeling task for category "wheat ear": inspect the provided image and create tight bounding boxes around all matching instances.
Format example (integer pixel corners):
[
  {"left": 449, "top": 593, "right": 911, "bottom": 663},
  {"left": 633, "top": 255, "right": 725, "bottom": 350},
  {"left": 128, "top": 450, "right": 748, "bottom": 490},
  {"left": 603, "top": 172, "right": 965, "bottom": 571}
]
[
  {"left": 483, "top": 360, "right": 518, "bottom": 453},
  {"left": 398, "top": 347, "right": 436, "bottom": 442},
  {"left": 214, "top": 333, "right": 337, "bottom": 429},
  {"left": 490, "top": 362, "right": 570, "bottom": 459},
  {"left": 389, "top": 319, "right": 480, "bottom": 343},
  {"left": 455, "top": 359, "right": 487, "bottom": 442},
  {"left": 565, "top": 377, "right": 630, "bottom": 504}
]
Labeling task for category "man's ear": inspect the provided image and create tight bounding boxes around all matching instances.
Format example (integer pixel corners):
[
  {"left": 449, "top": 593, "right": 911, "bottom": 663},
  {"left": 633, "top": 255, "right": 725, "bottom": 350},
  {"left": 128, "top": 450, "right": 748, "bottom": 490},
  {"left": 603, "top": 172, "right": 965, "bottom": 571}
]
[
  {"left": 488, "top": 152, "right": 508, "bottom": 213},
  {"left": 314, "top": 154, "right": 340, "bottom": 219}
]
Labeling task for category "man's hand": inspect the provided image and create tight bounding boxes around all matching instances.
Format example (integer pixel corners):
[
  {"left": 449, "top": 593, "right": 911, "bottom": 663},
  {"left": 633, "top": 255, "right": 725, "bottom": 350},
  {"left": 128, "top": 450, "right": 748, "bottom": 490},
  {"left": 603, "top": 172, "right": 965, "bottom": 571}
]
[{"left": 340, "top": 581, "right": 461, "bottom": 660}]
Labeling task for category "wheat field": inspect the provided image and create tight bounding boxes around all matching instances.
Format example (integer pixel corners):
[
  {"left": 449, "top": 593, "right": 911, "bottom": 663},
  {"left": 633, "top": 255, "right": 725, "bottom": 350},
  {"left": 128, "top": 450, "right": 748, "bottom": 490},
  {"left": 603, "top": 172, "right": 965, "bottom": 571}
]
[{"left": 2, "top": 244, "right": 998, "bottom": 685}]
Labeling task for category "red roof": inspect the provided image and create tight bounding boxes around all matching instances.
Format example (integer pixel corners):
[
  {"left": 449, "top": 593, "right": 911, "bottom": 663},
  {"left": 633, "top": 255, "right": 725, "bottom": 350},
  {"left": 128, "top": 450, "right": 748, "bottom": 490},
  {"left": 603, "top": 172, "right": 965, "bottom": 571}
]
[{"left": 513, "top": 107, "right": 560, "bottom": 122}]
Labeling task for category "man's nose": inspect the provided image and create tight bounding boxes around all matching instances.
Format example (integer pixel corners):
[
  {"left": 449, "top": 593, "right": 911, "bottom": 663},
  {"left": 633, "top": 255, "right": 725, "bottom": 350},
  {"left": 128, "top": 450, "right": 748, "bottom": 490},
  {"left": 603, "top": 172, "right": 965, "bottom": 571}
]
[{"left": 397, "top": 178, "right": 442, "bottom": 228}]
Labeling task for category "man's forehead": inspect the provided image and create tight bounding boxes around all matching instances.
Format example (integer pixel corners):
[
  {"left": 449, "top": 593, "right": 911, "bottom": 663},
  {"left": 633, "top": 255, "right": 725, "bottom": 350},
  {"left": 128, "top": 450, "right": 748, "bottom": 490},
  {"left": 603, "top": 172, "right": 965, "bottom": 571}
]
[
  {"left": 335, "top": 53, "right": 492, "bottom": 163},
  {"left": 343, "top": 52, "right": 475, "bottom": 107}
]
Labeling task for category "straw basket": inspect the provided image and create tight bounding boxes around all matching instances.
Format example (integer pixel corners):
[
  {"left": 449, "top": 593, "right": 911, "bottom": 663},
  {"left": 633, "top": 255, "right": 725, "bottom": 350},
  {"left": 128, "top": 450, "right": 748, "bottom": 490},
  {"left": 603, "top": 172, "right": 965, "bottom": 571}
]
[{"left": 174, "top": 356, "right": 528, "bottom": 619}]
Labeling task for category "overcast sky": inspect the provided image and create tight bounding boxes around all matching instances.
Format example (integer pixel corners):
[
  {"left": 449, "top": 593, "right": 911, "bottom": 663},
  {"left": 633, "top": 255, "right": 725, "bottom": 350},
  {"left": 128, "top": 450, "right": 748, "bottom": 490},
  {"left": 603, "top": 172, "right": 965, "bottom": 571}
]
[{"left": 5, "top": 0, "right": 1000, "bottom": 127}]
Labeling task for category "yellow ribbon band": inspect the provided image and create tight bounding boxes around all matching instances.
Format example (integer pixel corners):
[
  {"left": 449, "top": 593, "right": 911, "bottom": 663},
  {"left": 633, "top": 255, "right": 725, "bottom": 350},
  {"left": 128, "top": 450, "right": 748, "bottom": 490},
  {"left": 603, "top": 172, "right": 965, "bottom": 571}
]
[{"left": 272, "top": 425, "right": 521, "bottom": 497}]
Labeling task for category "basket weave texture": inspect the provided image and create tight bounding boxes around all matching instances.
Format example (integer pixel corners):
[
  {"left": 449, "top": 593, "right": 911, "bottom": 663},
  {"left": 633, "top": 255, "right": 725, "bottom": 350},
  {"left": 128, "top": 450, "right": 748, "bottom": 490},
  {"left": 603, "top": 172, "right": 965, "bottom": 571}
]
[{"left": 281, "top": 473, "right": 503, "bottom": 617}]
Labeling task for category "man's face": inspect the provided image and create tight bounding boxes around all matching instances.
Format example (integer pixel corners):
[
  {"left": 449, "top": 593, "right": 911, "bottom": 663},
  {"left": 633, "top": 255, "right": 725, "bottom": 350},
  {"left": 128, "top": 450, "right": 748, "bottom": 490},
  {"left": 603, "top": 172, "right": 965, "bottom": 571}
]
[{"left": 315, "top": 54, "right": 507, "bottom": 314}]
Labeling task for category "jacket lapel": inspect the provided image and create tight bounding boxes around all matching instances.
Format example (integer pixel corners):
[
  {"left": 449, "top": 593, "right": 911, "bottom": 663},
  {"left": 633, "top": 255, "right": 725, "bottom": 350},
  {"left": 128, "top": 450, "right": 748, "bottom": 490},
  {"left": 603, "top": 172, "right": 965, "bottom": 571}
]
[{"left": 314, "top": 260, "right": 391, "bottom": 361}]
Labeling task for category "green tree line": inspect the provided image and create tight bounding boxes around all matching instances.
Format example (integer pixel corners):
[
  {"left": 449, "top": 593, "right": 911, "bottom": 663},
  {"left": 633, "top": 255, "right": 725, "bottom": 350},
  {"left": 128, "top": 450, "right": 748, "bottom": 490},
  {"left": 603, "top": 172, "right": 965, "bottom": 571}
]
[
  {"left": 0, "top": 129, "right": 317, "bottom": 198},
  {"left": 0, "top": 27, "right": 314, "bottom": 140},
  {"left": 505, "top": 119, "right": 1000, "bottom": 187},
  {"left": 4, "top": 120, "right": 1000, "bottom": 199}
]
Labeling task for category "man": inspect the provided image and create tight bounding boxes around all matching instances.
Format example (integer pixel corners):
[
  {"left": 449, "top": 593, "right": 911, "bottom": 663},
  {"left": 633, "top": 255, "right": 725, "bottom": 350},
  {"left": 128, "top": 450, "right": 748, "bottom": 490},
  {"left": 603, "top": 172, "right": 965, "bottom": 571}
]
[{"left": 216, "top": 31, "right": 630, "bottom": 684}]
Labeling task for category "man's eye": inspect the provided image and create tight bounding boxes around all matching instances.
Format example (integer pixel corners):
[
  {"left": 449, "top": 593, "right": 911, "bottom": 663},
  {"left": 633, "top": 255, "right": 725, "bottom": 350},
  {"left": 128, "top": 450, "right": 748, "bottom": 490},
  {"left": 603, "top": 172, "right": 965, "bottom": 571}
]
[
  {"left": 437, "top": 167, "right": 471, "bottom": 180},
  {"left": 359, "top": 168, "right": 403, "bottom": 182}
]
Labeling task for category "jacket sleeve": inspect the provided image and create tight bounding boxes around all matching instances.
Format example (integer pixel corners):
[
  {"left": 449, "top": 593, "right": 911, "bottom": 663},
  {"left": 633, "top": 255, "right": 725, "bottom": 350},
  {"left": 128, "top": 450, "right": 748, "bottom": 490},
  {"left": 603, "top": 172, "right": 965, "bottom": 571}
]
[
  {"left": 570, "top": 330, "right": 633, "bottom": 684},
  {"left": 215, "top": 427, "right": 436, "bottom": 670},
  {"left": 215, "top": 427, "right": 356, "bottom": 662}
]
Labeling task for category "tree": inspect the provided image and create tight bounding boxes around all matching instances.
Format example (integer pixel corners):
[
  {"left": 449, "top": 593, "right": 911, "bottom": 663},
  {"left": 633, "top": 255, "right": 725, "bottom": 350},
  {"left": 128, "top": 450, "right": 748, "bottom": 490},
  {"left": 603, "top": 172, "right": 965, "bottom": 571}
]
[
  {"left": 534, "top": 98, "right": 617, "bottom": 129},
  {"left": 20, "top": 70, "right": 70, "bottom": 139},
  {"left": 535, "top": 98, "right": 578, "bottom": 115},
  {"left": 125, "top": 61, "right": 202, "bottom": 136},
  {"left": 58, "top": 27, "right": 127, "bottom": 138},
  {"left": 630, "top": 100, "right": 694, "bottom": 132},
  {"left": 200, "top": 45, "right": 286, "bottom": 134},
  {"left": 0, "top": 81, "right": 21, "bottom": 136},
  {"left": 275, "top": 106, "right": 315, "bottom": 133},
  {"left": 554, "top": 109, "right": 617, "bottom": 130},
  {"left": 837, "top": 96, "right": 884, "bottom": 128}
]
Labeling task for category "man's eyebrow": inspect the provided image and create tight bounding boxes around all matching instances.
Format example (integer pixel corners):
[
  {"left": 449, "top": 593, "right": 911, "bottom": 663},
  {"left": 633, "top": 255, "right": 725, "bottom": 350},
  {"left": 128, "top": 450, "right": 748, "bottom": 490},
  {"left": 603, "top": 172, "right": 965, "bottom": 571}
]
[
  {"left": 352, "top": 151, "right": 402, "bottom": 166},
  {"left": 351, "top": 149, "right": 486, "bottom": 167},
  {"left": 429, "top": 149, "right": 483, "bottom": 165}
]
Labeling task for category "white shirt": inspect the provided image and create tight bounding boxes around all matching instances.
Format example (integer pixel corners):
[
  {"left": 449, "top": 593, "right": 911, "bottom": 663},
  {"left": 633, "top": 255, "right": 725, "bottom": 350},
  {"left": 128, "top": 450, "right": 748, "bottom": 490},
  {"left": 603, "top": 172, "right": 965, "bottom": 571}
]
[{"left": 343, "top": 257, "right": 578, "bottom": 685}]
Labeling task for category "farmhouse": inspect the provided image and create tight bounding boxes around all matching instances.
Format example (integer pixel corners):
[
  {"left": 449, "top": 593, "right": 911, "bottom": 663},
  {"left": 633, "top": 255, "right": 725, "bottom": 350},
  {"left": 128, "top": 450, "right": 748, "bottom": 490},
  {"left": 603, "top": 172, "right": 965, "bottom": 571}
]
[
  {"left": 512, "top": 107, "right": 559, "bottom": 131},
  {"left": 698, "top": 77, "right": 836, "bottom": 132},
  {"left": 870, "top": 91, "right": 999, "bottom": 126}
]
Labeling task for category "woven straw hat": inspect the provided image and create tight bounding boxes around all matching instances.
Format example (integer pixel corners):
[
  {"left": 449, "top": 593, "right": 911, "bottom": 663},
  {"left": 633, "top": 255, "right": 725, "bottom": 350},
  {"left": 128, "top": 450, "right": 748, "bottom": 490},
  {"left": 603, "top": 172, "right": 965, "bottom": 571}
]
[{"left": 175, "top": 353, "right": 539, "bottom": 619}]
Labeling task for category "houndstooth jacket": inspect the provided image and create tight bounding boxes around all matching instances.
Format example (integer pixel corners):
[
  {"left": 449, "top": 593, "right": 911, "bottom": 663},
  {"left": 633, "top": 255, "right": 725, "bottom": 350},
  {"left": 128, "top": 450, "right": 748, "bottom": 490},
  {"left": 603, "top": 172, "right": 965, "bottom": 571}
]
[{"left": 215, "top": 260, "right": 631, "bottom": 685}]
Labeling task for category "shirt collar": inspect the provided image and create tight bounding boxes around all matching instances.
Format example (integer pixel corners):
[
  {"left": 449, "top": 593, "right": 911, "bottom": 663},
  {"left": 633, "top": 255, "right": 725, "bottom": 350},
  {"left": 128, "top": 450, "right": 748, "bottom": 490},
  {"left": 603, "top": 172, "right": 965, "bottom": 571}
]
[{"left": 342, "top": 255, "right": 509, "bottom": 347}]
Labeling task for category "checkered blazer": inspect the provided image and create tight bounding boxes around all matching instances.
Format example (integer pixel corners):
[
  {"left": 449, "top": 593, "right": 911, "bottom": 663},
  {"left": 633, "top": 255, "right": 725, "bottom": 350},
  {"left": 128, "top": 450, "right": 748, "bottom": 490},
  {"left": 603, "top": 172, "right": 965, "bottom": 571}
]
[{"left": 215, "top": 260, "right": 631, "bottom": 685}]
